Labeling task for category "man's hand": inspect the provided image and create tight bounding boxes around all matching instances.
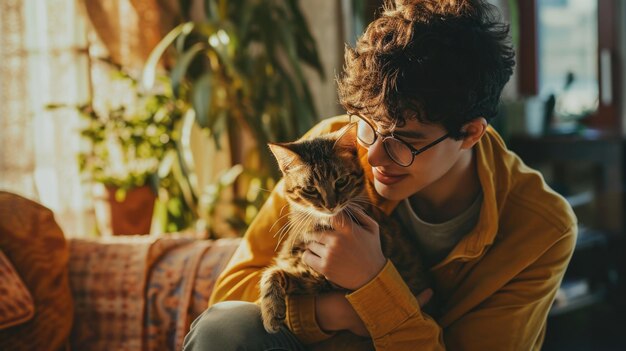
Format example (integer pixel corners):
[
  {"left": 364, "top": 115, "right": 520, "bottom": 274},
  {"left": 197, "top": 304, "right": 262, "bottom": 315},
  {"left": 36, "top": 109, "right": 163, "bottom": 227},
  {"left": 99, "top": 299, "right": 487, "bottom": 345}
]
[
  {"left": 316, "top": 289, "right": 434, "bottom": 337},
  {"left": 305, "top": 210, "right": 434, "bottom": 337},
  {"left": 302, "top": 210, "right": 386, "bottom": 290}
]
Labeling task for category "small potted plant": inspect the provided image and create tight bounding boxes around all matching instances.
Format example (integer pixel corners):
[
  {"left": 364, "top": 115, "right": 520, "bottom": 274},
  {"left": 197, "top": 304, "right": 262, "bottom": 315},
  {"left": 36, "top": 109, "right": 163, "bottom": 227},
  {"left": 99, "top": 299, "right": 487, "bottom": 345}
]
[
  {"left": 78, "top": 99, "right": 179, "bottom": 235},
  {"left": 49, "top": 68, "right": 187, "bottom": 235}
]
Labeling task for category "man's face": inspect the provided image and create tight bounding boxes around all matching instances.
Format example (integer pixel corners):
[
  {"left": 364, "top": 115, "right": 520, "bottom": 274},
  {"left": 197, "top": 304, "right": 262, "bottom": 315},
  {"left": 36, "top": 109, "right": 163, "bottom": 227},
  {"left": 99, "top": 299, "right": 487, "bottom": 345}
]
[{"left": 362, "top": 117, "right": 465, "bottom": 201}]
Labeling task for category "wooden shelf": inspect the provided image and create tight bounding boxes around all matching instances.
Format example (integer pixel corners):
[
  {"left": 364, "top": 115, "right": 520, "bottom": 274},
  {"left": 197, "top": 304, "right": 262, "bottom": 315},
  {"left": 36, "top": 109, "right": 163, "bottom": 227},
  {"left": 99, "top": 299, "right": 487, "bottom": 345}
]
[
  {"left": 510, "top": 131, "right": 623, "bottom": 319},
  {"left": 508, "top": 133, "right": 624, "bottom": 236}
]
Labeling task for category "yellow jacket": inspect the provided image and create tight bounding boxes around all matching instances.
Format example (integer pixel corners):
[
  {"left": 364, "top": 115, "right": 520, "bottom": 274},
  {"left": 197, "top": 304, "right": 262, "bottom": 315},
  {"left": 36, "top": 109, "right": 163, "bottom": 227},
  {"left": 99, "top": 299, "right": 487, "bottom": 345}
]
[{"left": 209, "top": 116, "right": 577, "bottom": 350}]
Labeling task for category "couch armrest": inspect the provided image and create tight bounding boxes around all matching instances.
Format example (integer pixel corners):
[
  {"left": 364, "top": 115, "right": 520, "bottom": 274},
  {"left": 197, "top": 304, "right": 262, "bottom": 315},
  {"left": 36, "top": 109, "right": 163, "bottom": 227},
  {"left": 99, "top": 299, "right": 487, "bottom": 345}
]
[
  {"left": 0, "top": 249, "right": 34, "bottom": 329},
  {"left": 0, "top": 191, "right": 73, "bottom": 351}
]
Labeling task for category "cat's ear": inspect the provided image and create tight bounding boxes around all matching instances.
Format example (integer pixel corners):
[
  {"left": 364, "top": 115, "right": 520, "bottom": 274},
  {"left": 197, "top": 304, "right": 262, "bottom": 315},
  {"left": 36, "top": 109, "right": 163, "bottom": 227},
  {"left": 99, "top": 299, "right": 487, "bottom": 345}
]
[
  {"left": 333, "top": 123, "right": 358, "bottom": 153},
  {"left": 268, "top": 142, "right": 301, "bottom": 174}
]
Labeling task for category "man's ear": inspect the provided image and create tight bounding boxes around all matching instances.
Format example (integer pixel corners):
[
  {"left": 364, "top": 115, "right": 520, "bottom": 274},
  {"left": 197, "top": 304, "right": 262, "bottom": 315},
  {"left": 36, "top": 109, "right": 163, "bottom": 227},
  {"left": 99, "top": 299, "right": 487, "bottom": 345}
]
[{"left": 459, "top": 117, "right": 488, "bottom": 149}]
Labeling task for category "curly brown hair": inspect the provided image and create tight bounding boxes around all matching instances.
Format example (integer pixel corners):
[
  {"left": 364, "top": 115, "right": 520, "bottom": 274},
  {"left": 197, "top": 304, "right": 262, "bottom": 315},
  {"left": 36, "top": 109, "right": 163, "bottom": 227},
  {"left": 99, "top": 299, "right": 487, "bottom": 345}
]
[{"left": 337, "top": 0, "right": 515, "bottom": 139}]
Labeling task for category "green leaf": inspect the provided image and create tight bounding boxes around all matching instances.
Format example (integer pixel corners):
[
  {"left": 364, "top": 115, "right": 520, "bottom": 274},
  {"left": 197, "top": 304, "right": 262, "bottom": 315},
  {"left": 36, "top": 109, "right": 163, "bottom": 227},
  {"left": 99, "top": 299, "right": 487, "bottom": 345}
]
[
  {"left": 211, "top": 110, "right": 228, "bottom": 150},
  {"left": 172, "top": 139, "right": 198, "bottom": 217},
  {"left": 158, "top": 149, "right": 177, "bottom": 178},
  {"left": 179, "top": 109, "right": 200, "bottom": 197},
  {"left": 191, "top": 73, "right": 213, "bottom": 129},
  {"left": 219, "top": 164, "right": 244, "bottom": 186},
  {"left": 170, "top": 43, "right": 206, "bottom": 97},
  {"left": 236, "top": 1, "right": 258, "bottom": 41},
  {"left": 273, "top": 62, "right": 315, "bottom": 138},
  {"left": 205, "top": 0, "right": 219, "bottom": 21},
  {"left": 143, "top": 22, "right": 195, "bottom": 90},
  {"left": 269, "top": 5, "right": 320, "bottom": 129},
  {"left": 285, "top": 0, "right": 324, "bottom": 77}
]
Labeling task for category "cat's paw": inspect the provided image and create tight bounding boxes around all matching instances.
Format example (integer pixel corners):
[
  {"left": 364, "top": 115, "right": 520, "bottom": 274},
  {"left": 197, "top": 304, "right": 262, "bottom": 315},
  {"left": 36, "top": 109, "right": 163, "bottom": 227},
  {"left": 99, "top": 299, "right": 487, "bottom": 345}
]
[{"left": 261, "top": 300, "right": 286, "bottom": 334}]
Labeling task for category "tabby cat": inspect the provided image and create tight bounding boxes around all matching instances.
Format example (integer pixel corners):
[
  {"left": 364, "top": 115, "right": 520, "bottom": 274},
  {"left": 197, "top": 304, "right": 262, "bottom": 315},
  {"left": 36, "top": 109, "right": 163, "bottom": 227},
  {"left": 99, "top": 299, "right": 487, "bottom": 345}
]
[{"left": 260, "top": 124, "right": 430, "bottom": 334}]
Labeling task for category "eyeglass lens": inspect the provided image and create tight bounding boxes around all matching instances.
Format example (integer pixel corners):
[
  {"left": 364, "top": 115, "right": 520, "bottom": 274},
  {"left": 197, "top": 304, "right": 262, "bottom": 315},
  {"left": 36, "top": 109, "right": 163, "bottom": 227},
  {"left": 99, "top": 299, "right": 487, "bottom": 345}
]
[{"left": 354, "top": 116, "right": 414, "bottom": 166}]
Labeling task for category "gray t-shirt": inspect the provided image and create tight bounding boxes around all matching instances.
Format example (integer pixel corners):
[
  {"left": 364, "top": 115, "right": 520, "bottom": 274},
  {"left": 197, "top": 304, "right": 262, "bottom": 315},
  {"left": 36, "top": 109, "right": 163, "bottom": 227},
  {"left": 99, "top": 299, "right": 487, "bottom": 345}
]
[{"left": 394, "top": 192, "right": 483, "bottom": 266}]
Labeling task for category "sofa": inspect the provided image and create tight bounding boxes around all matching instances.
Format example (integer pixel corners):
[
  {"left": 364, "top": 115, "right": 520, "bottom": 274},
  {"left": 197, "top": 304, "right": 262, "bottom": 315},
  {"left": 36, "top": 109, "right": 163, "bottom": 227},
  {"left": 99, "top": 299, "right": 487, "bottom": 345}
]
[{"left": 0, "top": 191, "right": 240, "bottom": 351}]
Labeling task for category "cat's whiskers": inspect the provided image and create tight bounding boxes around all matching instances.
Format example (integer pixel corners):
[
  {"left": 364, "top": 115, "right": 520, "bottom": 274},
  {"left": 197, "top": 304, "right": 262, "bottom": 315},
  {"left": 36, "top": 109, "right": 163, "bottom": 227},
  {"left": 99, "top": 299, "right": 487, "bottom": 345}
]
[
  {"left": 285, "top": 208, "right": 316, "bottom": 246},
  {"left": 344, "top": 203, "right": 368, "bottom": 230},
  {"left": 350, "top": 194, "right": 374, "bottom": 207},
  {"left": 272, "top": 216, "right": 295, "bottom": 241},
  {"left": 342, "top": 206, "right": 358, "bottom": 236},
  {"left": 270, "top": 209, "right": 295, "bottom": 237},
  {"left": 327, "top": 213, "right": 338, "bottom": 231},
  {"left": 351, "top": 195, "right": 374, "bottom": 205},
  {"left": 288, "top": 210, "right": 316, "bottom": 253},
  {"left": 273, "top": 224, "right": 292, "bottom": 251},
  {"left": 274, "top": 210, "right": 308, "bottom": 250},
  {"left": 284, "top": 210, "right": 310, "bottom": 237},
  {"left": 275, "top": 219, "right": 300, "bottom": 251}
]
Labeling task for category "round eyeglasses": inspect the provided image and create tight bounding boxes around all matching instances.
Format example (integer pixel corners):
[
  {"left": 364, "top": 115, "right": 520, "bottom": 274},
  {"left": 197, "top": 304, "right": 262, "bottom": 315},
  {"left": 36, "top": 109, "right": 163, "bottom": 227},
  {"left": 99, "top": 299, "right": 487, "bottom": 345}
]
[{"left": 350, "top": 114, "right": 449, "bottom": 167}]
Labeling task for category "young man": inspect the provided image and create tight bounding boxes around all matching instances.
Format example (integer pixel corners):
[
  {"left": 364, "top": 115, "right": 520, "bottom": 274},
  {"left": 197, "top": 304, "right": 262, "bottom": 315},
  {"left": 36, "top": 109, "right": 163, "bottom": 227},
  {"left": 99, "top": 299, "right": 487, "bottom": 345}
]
[{"left": 183, "top": 0, "right": 576, "bottom": 350}]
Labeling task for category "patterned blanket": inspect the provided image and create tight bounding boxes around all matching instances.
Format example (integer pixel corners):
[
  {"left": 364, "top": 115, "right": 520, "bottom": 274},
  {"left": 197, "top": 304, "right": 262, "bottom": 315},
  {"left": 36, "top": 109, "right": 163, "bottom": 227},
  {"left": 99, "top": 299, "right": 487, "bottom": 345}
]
[{"left": 68, "top": 235, "right": 240, "bottom": 351}]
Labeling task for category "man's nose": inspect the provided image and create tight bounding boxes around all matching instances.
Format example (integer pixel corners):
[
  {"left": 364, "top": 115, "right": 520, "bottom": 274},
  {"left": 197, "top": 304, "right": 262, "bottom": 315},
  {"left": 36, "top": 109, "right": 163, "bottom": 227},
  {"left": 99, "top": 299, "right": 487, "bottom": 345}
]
[{"left": 367, "top": 138, "right": 392, "bottom": 167}]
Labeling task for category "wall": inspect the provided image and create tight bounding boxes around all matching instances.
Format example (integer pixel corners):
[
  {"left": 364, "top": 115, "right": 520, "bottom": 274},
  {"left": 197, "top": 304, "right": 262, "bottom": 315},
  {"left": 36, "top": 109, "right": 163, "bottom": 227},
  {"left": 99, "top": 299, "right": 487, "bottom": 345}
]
[
  {"left": 620, "top": 0, "right": 626, "bottom": 136},
  {"left": 299, "top": 0, "right": 349, "bottom": 121}
]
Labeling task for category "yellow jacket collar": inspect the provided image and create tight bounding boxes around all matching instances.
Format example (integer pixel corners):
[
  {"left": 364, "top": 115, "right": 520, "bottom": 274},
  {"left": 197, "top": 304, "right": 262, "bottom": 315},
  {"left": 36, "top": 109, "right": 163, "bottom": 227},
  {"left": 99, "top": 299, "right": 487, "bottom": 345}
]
[{"left": 358, "top": 126, "right": 505, "bottom": 268}]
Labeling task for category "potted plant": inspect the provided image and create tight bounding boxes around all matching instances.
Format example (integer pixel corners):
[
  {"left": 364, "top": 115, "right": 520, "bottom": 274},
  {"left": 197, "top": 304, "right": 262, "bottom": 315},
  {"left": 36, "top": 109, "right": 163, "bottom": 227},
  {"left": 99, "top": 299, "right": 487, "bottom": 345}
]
[
  {"left": 142, "top": 0, "right": 324, "bottom": 236},
  {"left": 48, "top": 67, "right": 192, "bottom": 235}
]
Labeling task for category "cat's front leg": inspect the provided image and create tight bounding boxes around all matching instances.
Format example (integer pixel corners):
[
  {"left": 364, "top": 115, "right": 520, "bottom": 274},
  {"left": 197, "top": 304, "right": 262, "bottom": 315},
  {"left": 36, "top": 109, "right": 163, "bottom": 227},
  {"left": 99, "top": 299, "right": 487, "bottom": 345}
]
[{"left": 260, "top": 267, "right": 289, "bottom": 333}]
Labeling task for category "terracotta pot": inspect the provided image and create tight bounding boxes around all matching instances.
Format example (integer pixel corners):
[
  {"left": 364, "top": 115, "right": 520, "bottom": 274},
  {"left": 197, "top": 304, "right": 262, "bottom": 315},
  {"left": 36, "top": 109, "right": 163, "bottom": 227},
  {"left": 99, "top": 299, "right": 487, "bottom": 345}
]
[{"left": 92, "top": 184, "right": 156, "bottom": 235}]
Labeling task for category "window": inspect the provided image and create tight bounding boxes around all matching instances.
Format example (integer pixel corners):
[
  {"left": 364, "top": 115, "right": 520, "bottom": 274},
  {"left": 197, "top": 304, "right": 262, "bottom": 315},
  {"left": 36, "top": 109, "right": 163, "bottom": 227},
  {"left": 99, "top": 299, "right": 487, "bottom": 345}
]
[
  {"left": 518, "top": 0, "right": 620, "bottom": 130},
  {"left": 0, "top": 0, "right": 93, "bottom": 235}
]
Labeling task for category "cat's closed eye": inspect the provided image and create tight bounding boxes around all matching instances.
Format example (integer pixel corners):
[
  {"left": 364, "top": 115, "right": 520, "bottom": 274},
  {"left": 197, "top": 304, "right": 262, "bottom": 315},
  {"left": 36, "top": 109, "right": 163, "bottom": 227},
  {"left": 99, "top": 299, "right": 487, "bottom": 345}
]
[
  {"left": 335, "top": 176, "right": 349, "bottom": 190},
  {"left": 302, "top": 186, "right": 318, "bottom": 195}
]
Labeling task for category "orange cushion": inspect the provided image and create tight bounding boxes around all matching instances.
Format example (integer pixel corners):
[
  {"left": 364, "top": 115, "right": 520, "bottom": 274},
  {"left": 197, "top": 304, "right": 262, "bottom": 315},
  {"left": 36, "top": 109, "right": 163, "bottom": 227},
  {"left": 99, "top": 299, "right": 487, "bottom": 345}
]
[
  {"left": 0, "top": 249, "right": 34, "bottom": 329},
  {"left": 0, "top": 191, "right": 73, "bottom": 351}
]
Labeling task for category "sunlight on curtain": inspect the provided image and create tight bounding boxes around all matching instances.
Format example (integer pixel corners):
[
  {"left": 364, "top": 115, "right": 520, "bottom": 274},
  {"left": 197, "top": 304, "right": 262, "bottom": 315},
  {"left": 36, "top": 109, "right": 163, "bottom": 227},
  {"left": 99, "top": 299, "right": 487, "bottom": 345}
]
[
  {"left": 0, "top": 0, "right": 35, "bottom": 197},
  {"left": 0, "top": 0, "right": 95, "bottom": 236}
]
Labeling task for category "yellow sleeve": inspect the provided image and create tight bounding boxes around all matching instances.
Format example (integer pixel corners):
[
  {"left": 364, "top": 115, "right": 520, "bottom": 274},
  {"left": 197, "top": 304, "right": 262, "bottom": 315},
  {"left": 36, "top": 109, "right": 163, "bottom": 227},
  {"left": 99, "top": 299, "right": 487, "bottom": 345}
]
[
  {"left": 285, "top": 295, "right": 335, "bottom": 344},
  {"left": 346, "top": 260, "right": 445, "bottom": 350},
  {"left": 208, "top": 180, "right": 288, "bottom": 305},
  {"left": 346, "top": 227, "right": 576, "bottom": 351}
]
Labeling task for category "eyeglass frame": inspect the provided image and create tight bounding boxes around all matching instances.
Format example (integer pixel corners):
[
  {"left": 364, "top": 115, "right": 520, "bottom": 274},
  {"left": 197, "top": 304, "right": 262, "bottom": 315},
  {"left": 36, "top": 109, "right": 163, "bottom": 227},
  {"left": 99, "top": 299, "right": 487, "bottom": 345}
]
[{"left": 349, "top": 114, "right": 450, "bottom": 167}]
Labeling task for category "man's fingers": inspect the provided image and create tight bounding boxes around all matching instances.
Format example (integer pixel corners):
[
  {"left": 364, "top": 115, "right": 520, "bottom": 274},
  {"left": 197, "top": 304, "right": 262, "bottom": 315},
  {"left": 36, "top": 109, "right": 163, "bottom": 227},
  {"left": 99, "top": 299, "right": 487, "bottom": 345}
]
[
  {"left": 309, "top": 231, "right": 326, "bottom": 244},
  {"left": 302, "top": 249, "right": 323, "bottom": 273},
  {"left": 306, "top": 241, "right": 327, "bottom": 256},
  {"left": 348, "top": 208, "right": 377, "bottom": 232},
  {"left": 417, "top": 288, "right": 434, "bottom": 307}
]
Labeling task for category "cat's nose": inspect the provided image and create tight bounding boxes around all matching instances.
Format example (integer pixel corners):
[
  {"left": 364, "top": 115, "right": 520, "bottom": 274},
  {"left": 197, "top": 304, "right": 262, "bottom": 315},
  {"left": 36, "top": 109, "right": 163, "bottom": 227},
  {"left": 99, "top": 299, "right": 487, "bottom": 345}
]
[
  {"left": 324, "top": 203, "right": 336, "bottom": 212},
  {"left": 325, "top": 195, "right": 336, "bottom": 209}
]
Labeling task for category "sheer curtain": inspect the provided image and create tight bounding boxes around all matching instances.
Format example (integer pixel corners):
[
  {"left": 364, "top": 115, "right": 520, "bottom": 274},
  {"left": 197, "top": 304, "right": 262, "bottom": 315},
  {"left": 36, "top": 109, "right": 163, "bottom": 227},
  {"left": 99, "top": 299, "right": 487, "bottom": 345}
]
[
  {"left": 0, "top": 0, "right": 94, "bottom": 236},
  {"left": 0, "top": 0, "right": 185, "bottom": 236}
]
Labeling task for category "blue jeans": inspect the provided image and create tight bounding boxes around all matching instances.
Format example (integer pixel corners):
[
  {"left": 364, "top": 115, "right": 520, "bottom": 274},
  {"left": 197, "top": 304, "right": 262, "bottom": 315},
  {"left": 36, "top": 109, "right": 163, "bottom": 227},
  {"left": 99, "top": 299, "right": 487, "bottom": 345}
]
[{"left": 183, "top": 301, "right": 309, "bottom": 351}]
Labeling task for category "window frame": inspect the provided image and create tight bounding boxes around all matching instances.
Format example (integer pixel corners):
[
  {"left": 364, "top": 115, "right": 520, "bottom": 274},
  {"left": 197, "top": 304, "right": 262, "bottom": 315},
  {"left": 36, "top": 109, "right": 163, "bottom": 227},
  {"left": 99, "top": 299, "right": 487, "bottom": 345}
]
[{"left": 518, "top": 0, "right": 621, "bottom": 130}]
